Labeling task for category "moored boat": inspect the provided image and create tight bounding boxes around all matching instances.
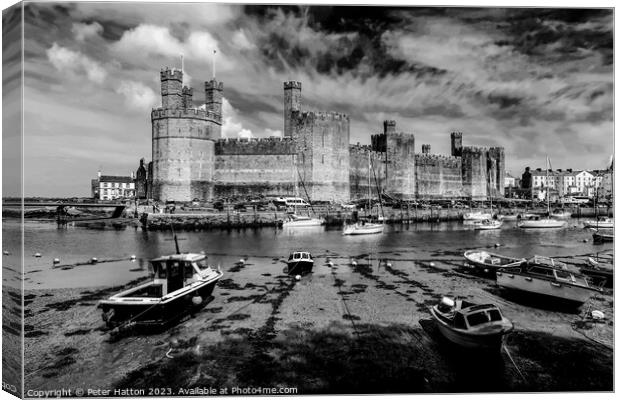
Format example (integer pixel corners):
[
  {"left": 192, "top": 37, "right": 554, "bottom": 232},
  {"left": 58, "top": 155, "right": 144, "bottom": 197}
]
[
  {"left": 286, "top": 251, "right": 314, "bottom": 275},
  {"left": 463, "top": 211, "right": 492, "bottom": 221},
  {"left": 518, "top": 216, "right": 566, "bottom": 229},
  {"left": 472, "top": 219, "right": 503, "bottom": 230},
  {"left": 550, "top": 209, "right": 572, "bottom": 219},
  {"left": 99, "top": 252, "right": 222, "bottom": 329},
  {"left": 496, "top": 255, "right": 602, "bottom": 307},
  {"left": 463, "top": 250, "right": 525, "bottom": 271},
  {"left": 343, "top": 220, "right": 384, "bottom": 235},
  {"left": 429, "top": 297, "right": 513, "bottom": 351},
  {"left": 282, "top": 214, "right": 325, "bottom": 227},
  {"left": 592, "top": 228, "right": 613, "bottom": 243},
  {"left": 583, "top": 217, "right": 613, "bottom": 229}
]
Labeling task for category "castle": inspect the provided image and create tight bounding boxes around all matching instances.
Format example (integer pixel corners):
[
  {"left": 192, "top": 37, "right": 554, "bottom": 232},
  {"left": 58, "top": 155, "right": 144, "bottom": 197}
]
[{"left": 140, "top": 66, "right": 505, "bottom": 202}]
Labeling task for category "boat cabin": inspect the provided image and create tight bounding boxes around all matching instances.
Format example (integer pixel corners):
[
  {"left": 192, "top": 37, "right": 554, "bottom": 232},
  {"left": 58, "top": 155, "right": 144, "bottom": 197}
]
[
  {"left": 504, "top": 256, "right": 592, "bottom": 287},
  {"left": 288, "top": 252, "right": 313, "bottom": 263},
  {"left": 438, "top": 298, "right": 504, "bottom": 331}
]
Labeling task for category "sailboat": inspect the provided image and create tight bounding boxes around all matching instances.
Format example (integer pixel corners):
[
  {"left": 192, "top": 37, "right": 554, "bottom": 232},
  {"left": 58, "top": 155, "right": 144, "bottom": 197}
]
[
  {"left": 472, "top": 194, "right": 502, "bottom": 230},
  {"left": 282, "top": 158, "right": 325, "bottom": 228},
  {"left": 518, "top": 157, "right": 566, "bottom": 229},
  {"left": 343, "top": 153, "right": 384, "bottom": 235}
]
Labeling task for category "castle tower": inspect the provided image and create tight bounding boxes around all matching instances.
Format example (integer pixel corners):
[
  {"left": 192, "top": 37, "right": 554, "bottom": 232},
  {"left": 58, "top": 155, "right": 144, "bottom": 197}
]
[
  {"left": 205, "top": 79, "right": 223, "bottom": 117},
  {"left": 160, "top": 68, "right": 183, "bottom": 109},
  {"left": 422, "top": 144, "right": 431, "bottom": 154},
  {"left": 385, "top": 123, "right": 416, "bottom": 200},
  {"left": 151, "top": 67, "right": 223, "bottom": 202},
  {"left": 451, "top": 131, "right": 463, "bottom": 157},
  {"left": 383, "top": 120, "right": 397, "bottom": 134},
  {"left": 283, "top": 81, "right": 302, "bottom": 138}
]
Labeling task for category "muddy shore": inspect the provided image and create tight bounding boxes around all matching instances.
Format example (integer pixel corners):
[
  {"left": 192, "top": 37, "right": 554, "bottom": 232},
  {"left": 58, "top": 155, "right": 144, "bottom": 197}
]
[{"left": 21, "top": 247, "right": 613, "bottom": 394}]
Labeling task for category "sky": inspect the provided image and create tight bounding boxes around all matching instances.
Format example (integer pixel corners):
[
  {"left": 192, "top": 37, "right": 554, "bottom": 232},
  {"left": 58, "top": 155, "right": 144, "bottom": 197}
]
[{"left": 2, "top": 2, "right": 614, "bottom": 197}]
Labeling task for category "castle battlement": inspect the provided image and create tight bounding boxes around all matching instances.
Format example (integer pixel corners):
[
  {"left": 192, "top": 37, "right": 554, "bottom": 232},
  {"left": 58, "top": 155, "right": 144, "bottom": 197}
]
[
  {"left": 205, "top": 80, "right": 224, "bottom": 91},
  {"left": 462, "top": 145, "right": 491, "bottom": 155},
  {"left": 386, "top": 131, "right": 415, "bottom": 138},
  {"left": 161, "top": 68, "right": 182, "bottom": 81},
  {"left": 348, "top": 144, "right": 384, "bottom": 158},
  {"left": 299, "top": 110, "right": 350, "bottom": 122},
  {"left": 215, "top": 136, "right": 295, "bottom": 155},
  {"left": 151, "top": 107, "right": 222, "bottom": 123},
  {"left": 415, "top": 153, "right": 461, "bottom": 168},
  {"left": 284, "top": 81, "right": 302, "bottom": 90}
]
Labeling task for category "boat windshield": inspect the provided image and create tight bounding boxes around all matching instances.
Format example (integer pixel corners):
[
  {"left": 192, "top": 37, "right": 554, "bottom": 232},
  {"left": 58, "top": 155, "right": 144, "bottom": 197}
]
[
  {"left": 467, "top": 308, "right": 502, "bottom": 327},
  {"left": 195, "top": 259, "right": 210, "bottom": 270}
]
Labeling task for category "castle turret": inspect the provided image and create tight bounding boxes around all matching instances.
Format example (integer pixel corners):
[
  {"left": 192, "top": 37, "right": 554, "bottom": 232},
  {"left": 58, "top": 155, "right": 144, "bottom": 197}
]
[
  {"left": 383, "top": 120, "right": 396, "bottom": 134},
  {"left": 283, "top": 81, "right": 302, "bottom": 138},
  {"left": 181, "top": 86, "right": 193, "bottom": 109},
  {"left": 450, "top": 131, "right": 463, "bottom": 157},
  {"left": 160, "top": 68, "right": 183, "bottom": 109},
  {"left": 422, "top": 144, "right": 431, "bottom": 154},
  {"left": 205, "top": 79, "right": 223, "bottom": 116}
]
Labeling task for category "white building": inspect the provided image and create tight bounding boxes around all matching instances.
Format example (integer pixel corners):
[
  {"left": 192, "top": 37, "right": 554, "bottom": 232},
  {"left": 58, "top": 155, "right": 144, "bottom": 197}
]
[{"left": 91, "top": 171, "right": 136, "bottom": 200}]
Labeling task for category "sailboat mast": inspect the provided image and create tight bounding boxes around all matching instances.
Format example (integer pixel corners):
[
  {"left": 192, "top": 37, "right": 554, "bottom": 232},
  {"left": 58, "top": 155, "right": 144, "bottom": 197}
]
[{"left": 368, "top": 152, "right": 371, "bottom": 213}]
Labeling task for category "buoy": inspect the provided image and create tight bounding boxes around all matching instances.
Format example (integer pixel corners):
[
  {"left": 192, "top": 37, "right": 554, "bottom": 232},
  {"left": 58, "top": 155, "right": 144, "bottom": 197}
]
[
  {"left": 494, "top": 243, "right": 501, "bottom": 248},
  {"left": 130, "top": 255, "right": 136, "bottom": 261},
  {"left": 295, "top": 275, "right": 301, "bottom": 281},
  {"left": 191, "top": 296, "right": 203, "bottom": 305},
  {"left": 484, "top": 269, "right": 489, "bottom": 273},
  {"left": 592, "top": 310, "right": 605, "bottom": 320},
  {"left": 327, "top": 261, "right": 334, "bottom": 267},
  {"left": 239, "top": 259, "right": 245, "bottom": 264},
  {"left": 429, "top": 262, "right": 435, "bottom": 267},
  {"left": 386, "top": 262, "right": 392, "bottom": 267},
  {"left": 53, "top": 258, "right": 60, "bottom": 264},
  {"left": 351, "top": 260, "right": 358, "bottom": 266},
  {"left": 583, "top": 239, "right": 588, "bottom": 243},
  {"left": 3, "top": 250, "right": 9, "bottom": 255},
  {"left": 34, "top": 252, "right": 42, "bottom": 258},
  {"left": 91, "top": 257, "right": 98, "bottom": 263}
]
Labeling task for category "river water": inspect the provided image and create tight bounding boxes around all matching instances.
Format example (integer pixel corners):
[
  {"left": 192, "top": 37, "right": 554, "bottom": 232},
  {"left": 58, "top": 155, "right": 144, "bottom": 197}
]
[{"left": 3, "top": 218, "right": 612, "bottom": 290}]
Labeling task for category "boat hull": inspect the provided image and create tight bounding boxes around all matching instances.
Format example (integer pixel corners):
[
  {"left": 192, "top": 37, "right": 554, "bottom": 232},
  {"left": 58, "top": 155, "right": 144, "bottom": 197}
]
[
  {"left": 282, "top": 218, "right": 324, "bottom": 227},
  {"left": 496, "top": 271, "right": 595, "bottom": 306},
  {"left": 430, "top": 308, "right": 509, "bottom": 351},
  {"left": 463, "top": 213, "right": 492, "bottom": 221},
  {"left": 518, "top": 219, "right": 566, "bottom": 229},
  {"left": 463, "top": 250, "right": 524, "bottom": 270},
  {"left": 343, "top": 223, "right": 384, "bottom": 235},
  {"left": 99, "top": 278, "right": 220, "bottom": 328},
  {"left": 286, "top": 260, "right": 314, "bottom": 275},
  {"left": 584, "top": 221, "right": 613, "bottom": 229}
]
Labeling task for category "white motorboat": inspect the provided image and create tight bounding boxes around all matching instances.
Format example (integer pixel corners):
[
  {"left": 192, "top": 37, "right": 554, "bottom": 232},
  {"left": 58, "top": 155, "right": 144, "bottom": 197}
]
[
  {"left": 282, "top": 214, "right": 325, "bottom": 227},
  {"left": 583, "top": 217, "right": 613, "bottom": 229},
  {"left": 463, "top": 250, "right": 525, "bottom": 271},
  {"left": 429, "top": 297, "right": 513, "bottom": 351},
  {"left": 463, "top": 211, "right": 492, "bottom": 221},
  {"left": 343, "top": 221, "right": 384, "bottom": 235},
  {"left": 472, "top": 219, "right": 503, "bottom": 230},
  {"left": 99, "top": 252, "right": 222, "bottom": 329},
  {"left": 496, "top": 255, "right": 602, "bottom": 307},
  {"left": 518, "top": 216, "right": 566, "bottom": 229}
]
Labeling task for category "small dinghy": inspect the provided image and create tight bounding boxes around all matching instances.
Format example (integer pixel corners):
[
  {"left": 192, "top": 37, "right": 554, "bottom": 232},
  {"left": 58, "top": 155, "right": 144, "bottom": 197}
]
[
  {"left": 463, "top": 250, "right": 525, "bottom": 271},
  {"left": 472, "top": 219, "right": 503, "bottom": 230},
  {"left": 429, "top": 297, "right": 513, "bottom": 351}
]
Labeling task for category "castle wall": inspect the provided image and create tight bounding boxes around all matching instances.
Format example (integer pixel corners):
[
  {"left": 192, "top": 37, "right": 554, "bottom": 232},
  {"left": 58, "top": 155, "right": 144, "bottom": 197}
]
[
  {"left": 461, "top": 146, "right": 488, "bottom": 199},
  {"left": 293, "top": 111, "right": 350, "bottom": 202},
  {"left": 385, "top": 132, "right": 416, "bottom": 200},
  {"left": 349, "top": 145, "right": 386, "bottom": 201},
  {"left": 415, "top": 154, "right": 463, "bottom": 199},
  {"left": 488, "top": 147, "right": 505, "bottom": 197},
  {"left": 213, "top": 138, "right": 296, "bottom": 198}
]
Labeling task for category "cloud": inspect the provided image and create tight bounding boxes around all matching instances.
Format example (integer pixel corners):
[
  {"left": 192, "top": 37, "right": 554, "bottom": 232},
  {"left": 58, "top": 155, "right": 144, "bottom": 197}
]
[
  {"left": 46, "top": 42, "right": 107, "bottom": 84},
  {"left": 221, "top": 98, "right": 254, "bottom": 139},
  {"left": 112, "top": 24, "right": 184, "bottom": 58},
  {"left": 71, "top": 21, "right": 103, "bottom": 41},
  {"left": 264, "top": 128, "right": 282, "bottom": 137},
  {"left": 116, "top": 80, "right": 158, "bottom": 110}
]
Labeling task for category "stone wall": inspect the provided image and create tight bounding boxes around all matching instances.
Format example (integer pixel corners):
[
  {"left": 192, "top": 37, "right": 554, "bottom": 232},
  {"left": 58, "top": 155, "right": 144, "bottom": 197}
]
[
  {"left": 385, "top": 131, "right": 416, "bottom": 200},
  {"left": 415, "top": 154, "right": 463, "bottom": 199},
  {"left": 461, "top": 146, "right": 488, "bottom": 199},
  {"left": 349, "top": 145, "right": 386, "bottom": 200},
  {"left": 292, "top": 111, "right": 351, "bottom": 202},
  {"left": 488, "top": 147, "right": 505, "bottom": 197}
]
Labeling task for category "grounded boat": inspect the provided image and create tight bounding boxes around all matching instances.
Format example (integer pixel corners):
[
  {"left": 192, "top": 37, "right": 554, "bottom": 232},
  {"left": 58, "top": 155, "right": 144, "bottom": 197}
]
[
  {"left": 592, "top": 228, "right": 613, "bottom": 243},
  {"left": 463, "top": 250, "right": 525, "bottom": 271},
  {"left": 496, "top": 255, "right": 602, "bottom": 307},
  {"left": 580, "top": 256, "right": 613, "bottom": 287},
  {"left": 343, "top": 220, "right": 384, "bottom": 235},
  {"left": 429, "top": 297, "right": 513, "bottom": 351},
  {"left": 472, "top": 219, "right": 503, "bottom": 230},
  {"left": 282, "top": 214, "right": 325, "bottom": 227},
  {"left": 583, "top": 217, "right": 614, "bottom": 229},
  {"left": 518, "top": 215, "right": 566, "bottom": 229},
  {"left": 463, "top": 211, "right": 492, "bottom": 221},
  {"left": 99, "top": 252, "right": 222, "bottom": 329},
  {"left": 285, "top": 251, "right": 314, "bottom": 275}
]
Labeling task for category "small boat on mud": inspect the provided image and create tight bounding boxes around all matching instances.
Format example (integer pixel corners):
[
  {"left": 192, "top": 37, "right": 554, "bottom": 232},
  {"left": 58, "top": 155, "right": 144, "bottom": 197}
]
[
  {"left": 285, "top": 251, "right": 314, "bottom": 275},
  {"left": 472, "top": 219, "right": 503, "bottom": 230},
  {"left": 496, "top": 255, "right": 602, "bottom": 307},
  {"left": 429, "top": 297, "right": 513, "bottom": 351},
  {"left": 580, "top": 255, "right": 613, "bottom": 288},
  {"left": 99, "top": 252, "right": 222, "bottom": 329},
  {"left": 463, "top": 250, "right": 525, "bottom": 271},
  {"left": 584, "top": 217, "right": 614, "bottom": 229}
]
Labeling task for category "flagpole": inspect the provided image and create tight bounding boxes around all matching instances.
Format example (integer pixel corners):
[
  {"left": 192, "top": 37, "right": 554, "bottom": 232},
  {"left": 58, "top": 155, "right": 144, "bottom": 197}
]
[{"left": 212, "top": 50, "right": 216, "bottom": 79}]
